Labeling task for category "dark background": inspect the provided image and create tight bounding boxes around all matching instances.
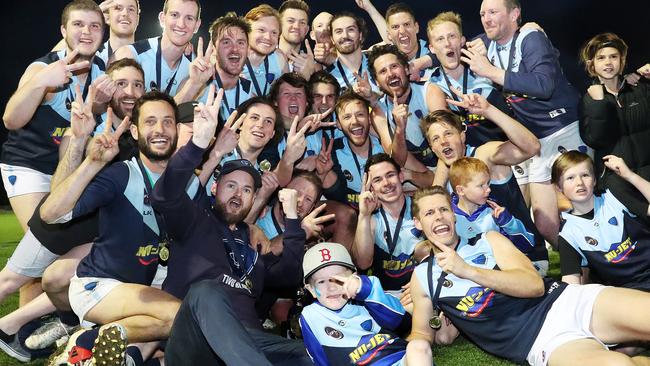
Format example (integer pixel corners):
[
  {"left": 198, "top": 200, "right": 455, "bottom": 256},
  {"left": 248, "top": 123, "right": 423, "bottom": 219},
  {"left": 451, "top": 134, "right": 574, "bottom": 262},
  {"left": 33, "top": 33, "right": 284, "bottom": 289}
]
[{"left": 1, "top": 0, "right": 648, "bottom": 205}]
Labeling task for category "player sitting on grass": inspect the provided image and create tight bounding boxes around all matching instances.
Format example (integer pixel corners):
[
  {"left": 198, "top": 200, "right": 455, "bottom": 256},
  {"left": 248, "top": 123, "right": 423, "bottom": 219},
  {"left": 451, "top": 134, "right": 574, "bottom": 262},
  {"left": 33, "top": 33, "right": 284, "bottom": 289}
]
[
  {"left": 450, "top": 157, "right": 535, "bottom": 254},
  {"left": 554, "top": 151, "right": 650, "bottom": 290},
  {"left": 299, "top": 242, "right": 433, "bottom": 365}
]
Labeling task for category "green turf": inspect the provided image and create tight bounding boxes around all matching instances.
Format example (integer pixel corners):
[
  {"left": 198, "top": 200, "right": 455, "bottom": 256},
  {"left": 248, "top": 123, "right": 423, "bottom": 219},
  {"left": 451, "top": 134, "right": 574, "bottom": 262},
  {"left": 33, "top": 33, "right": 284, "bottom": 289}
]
[{"left": 0, "top": 212, "right": 562, "bottom": 366}]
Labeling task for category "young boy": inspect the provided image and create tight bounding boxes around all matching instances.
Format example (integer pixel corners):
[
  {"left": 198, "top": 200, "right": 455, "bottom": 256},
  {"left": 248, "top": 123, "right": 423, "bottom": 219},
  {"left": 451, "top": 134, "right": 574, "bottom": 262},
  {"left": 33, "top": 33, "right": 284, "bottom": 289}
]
[
  {"left": 449, "top": 157, "right": 535, "bottom": 255},
  {"left": 299, "top": 243, "right": 433, "bottom": 365},
  {"left": 553, "top": 151, "right": 650, "bottom": 290}
]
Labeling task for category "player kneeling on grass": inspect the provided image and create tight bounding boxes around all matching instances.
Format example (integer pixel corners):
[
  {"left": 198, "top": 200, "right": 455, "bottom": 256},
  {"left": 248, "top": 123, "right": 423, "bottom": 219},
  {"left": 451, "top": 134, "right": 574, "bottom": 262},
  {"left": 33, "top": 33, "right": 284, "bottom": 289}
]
[
  {"left": 409, "top": 185, "right": 650, "bottom": 366},
  {"left": 554, "top": 151, "right": 650, "bottom": 291},
  {"left": 299, "top": 242, "right": 433, "bottom": 366}
]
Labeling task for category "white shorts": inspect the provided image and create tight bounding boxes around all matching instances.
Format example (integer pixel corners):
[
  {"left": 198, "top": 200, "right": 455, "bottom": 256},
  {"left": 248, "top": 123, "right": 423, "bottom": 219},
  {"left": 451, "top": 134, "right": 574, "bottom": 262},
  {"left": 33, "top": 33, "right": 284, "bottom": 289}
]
[
  {"left": 0, "top": 163, "right": 51, "bottom": 198},
  {"left": 532, "top": 260, "right": 549, "bottom": 278},
  {"left": 6, "top": 229, "right": 59, "bottom": 278},
  {"left": 526, "top": 284, "right": 607, "bottom": 366},
  {"left": 512, "top": 159, "right": 530, "bottom": 185},
  {"left": 528, "top": 121, "right": 590, "bottom": 183},
  {"left": 68, "top": 275, "right": 122, "bottom": 326}
]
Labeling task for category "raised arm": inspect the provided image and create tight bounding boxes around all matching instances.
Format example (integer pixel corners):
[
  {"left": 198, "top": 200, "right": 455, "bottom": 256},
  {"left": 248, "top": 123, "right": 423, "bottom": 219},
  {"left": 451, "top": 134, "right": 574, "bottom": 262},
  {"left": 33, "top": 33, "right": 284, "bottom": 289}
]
[
  {"left": 352, "top": 174, "right": 378, "bottom": 269},
  {"left": 355, "top": 0, "right": 389, "bottom": 43},
  {"left": 603, "top": 155, "right": 650, "bottom": 216}
]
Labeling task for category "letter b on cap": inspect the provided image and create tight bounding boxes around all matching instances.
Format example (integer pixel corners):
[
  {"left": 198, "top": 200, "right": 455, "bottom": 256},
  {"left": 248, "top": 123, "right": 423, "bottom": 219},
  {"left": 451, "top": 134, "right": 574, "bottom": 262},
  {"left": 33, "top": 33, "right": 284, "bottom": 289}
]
[{"left": 319, "top": 248, "right": 331, "bottom": 263}]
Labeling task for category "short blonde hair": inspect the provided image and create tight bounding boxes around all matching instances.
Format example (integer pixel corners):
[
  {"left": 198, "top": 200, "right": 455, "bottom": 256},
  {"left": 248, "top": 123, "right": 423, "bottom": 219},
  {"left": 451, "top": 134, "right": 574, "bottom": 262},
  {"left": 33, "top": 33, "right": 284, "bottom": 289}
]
[
  {"left": 412, "top": 186, "right": 451, "bottom": 219},
  {"left": 449, "top": 157, "right": 489, "bottom": 193},
  {"left": 551, "top": 151, "right": 594, "bottom": 186},
  {"left": 427, "top": 11, "right": 463, "bottom": 37}
]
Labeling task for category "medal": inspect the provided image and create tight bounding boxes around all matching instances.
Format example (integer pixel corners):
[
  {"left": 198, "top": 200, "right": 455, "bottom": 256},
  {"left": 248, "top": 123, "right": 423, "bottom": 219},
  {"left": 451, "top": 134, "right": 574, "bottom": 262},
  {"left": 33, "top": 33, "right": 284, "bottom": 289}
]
[
  {"left": 159, "top": 241, "right": 170, "bottom": 262},
  {"left": 259, "top": 159, "right": 272, "bottom": 172},
  {"left": 429, "top": 315, "right": 442, "bottom": 330}
]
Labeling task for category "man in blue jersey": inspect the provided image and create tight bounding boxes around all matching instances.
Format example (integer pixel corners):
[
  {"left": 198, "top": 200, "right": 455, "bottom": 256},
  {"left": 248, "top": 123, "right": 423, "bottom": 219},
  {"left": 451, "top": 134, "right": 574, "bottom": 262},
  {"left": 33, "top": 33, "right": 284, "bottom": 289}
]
[
  {"left": 113, "top": 0, "right": 200, "bottom": 96},
  {"left": 409, "top": 186, "right": 650, "bottom": 366},
  {"left": 460, "top": 0, "right": 588, "bottom": 247},
  {"left": 354, "top": 154, "right": 423, "bottom": 301},
  {"left": 39, "top": 90, "right": 206, "bottom": 365}
]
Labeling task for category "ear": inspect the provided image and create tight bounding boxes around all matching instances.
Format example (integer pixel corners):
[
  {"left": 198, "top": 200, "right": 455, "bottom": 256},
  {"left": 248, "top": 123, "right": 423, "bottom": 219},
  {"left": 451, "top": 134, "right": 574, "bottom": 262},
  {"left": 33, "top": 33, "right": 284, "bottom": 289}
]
[
  {"left": 193, "top": 18, "right": 202, "bottom": 34},
  {"left": 413, "top": 216, "right": 422, "bottom": 230},
  {"left": 509, "top": 7, "right": 521, "bottom": 24},
  {"left": 455, "top": 184, "right": 465, "bottom": 196},
  {"left": 460, "top": 130, "right": 466, "bottom": 145},
  {"left": 130, "top": 124, "right": 139, "bottom": 140},
  {"left": 158, "top": 11, "right": 165, "bottom": 29},
  {"left": 210, "top": 181, "right": 218, "bottom": 197},
  {"left": 414, "top": 21, "right": 420, "bottom": 35},
  {"left": 309, "top": 30, "right": 316, "bottom": 41},
  {"left": 398, "top": 171, "right": 405, "bottom": 183},
  {"left": 461, "top": 36, "right": 467, "bottom": 47},
  {"left": 60, "top": 25, "right": 67, "bottom": 40},
  {"left": 305, "top": 284, "right": 318, "bottom": 298}
]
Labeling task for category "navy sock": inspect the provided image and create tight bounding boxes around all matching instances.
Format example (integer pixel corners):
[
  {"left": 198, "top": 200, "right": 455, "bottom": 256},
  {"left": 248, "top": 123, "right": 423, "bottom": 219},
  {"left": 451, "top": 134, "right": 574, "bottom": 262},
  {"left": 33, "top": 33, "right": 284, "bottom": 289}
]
[
  {"left": 75, "top": 328, "right": 99, "bottom": 350},
  {"left": 0, "top": 328, "right": 14, "bottom": 342},
  {"left": 56, "top": 311, "right": 79, "bottom": 327},
  {"left": 126, "top": 346, "right": 143, "bottom": 366}
]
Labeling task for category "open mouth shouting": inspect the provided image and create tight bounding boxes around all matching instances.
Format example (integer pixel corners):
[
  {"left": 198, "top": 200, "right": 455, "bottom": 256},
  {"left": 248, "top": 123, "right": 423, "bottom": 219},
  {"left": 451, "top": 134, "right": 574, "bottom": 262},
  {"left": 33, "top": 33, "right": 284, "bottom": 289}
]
[
  {"left": 227, "top": 197, "right": 242, "bottom": 211},
  {"left": 432, "top": 224, "right": 451, "bottom": 236},
  {"left": 287, "top": 103, "right": 300, "bottom": 115}
]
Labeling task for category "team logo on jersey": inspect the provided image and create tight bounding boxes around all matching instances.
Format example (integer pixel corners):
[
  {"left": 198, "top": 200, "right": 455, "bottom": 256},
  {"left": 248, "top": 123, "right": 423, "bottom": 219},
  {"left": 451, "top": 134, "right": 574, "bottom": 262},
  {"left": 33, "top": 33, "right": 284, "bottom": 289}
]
[
  {"left": 471, "top": 254, "right": 487, "bottom": 265},
  {"left": 349, "top": 334, "right": 393, "bottom": 364},
  {"left": 604, "top": 237, "right": 635, "bottom": 263},
  {"left": 325, "top": 326, "right": 344, "bottom": 339},
  {"left": 51, "top": 127, "right": 68, "bottom": 145},
  {"left": 338, "top": 320, "right": 347, "bottom": 327},
  {"left": 382, "top": 253, "right": 415, "bottom": 278},
  {"left": 410, "top": 228, "right": 423, "bottom": 237},
  {"left": 558, "top": 145, "right": 567, "bottom": 153},
  {"left": 414, "top": 109, "right": 423, "bottom": 119},
  {"left": 514, "top": 165, "right": 525, "bottom": 175},
  {"left": 608, "top": 217, "right": 618, "bottom": 226},
  {"left": 455, "top": 287, "right": 495, "bottom": 317},
  {"left": 360, "top": 320, "right": 372, "bottom": 331},
  {"left": 135, "top": 244, "right": 161, "bottom": 265},
  {"left": 343, "top": 169, "right": 353, "bottom": 182},
  {"left": 585, "top": 236, "right": 598, "bottom": 246},
  {"left": 578, "top": 145, "right": 588, "bottom": 153},
  {"left": 443, "top": 279, "right": 453, "bottom": 288}
]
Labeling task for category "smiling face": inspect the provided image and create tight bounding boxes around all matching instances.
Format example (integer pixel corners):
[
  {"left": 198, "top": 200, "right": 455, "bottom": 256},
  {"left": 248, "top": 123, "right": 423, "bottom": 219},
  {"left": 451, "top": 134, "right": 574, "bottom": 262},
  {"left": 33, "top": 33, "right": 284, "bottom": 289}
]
[
  {"left": 387, "top": 12, "right": 419, "bottom": 58},
  {"left": 61, "top": 10, "right": 104, "bottom": 59},
  {"left": 592, "top": 47, "right": 622, "bottom": 82},
  {"left": 276, "top": 82, "right": 308, "bottom": 128},
  {"left": 426, "top": 121, "right": 466, "bottom": 166},
  {"left": 107, "top": 0, "right": 139, "bottom": 38},
  {"left": 249, "top": 15, "right": 280, "bottom": 56},
  {"left": 306, "top": 264, "right": 353, "bottom": 310},
  {"left": 286, "top": 176, "right": 319, "bottom": 219},
  {"left": 480, "top": 0, "right": 518, "bottom": 44},
  {"left": 457, "top": 172, "right": 491, "bottom": 206},
  {"left": 337, "top": 100, "right": 370, "bottom": 147},
  {"left": 331, "top": 16, "right": 363, "bottom": 55},
  {"left": 557, "top": 161, "right": 596, "bottom": 206},
  {"left": 133, "top": 100, "right": 178, "bottom": 161},
  {"left": 215, "top": 26, "right": 248, "bottom": 77},
  {"left": 428, "top": 21, "right": 465, "bottom": 72},
  {"left": 372, "top": 53, "right": 410, "bottom": 99},
  {"left": 310, "top": 82, "right": 337, "bottom": 114},
  {"left": 414, "top": 193, "right": 458, "bottom": 247},
  {"left": 213, "top": 170, "right": 256, "bottom": 224},
  {"left": 109, "top": 66, "right": 145, "bottom": 119},
  {"left": 159, "top": 0, "right": 201, "bottom": 47},
  {"left": 239, "top": 103, "right": 277, "bottom": 150},
  {"left": 368, "top": 161, "right": 403, "bottom": 204},
  {"left": 281, "top": 8, "right": 309, "bottom": 46},
  {"left": 310, "top": 12, "right": 332, "bottom": 44}
]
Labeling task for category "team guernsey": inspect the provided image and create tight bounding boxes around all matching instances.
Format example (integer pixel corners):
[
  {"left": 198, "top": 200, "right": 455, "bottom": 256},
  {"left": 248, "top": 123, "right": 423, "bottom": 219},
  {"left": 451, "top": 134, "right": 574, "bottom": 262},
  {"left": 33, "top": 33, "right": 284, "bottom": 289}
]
[
  {"left": 411, "top": 39, "right": 434, "bottom": 80},
  {"left": 0, "top": 50, "right": 105, "bottom": 175},
  {"left": 376, "top": 82, "right": 437, "bottom": 167},
  {"left": 300, "top": 275, "right": 409, "bottom": 366},
  {"left": 452, "top": 194, "right": 535, "bottom": 254},
  {"left": 58, "top": 158, "right": 199, "bottom": 285},
  {"left": 198, "top": 76, "right": 254, "bottom": 121},
  {"left": 465, "top": 145, "right": 548, "bottom": 263},
  {"left": 241, "top": 50, "right": 284, "bottom": 96},
  {"left": 95, "top": 39, "right": 119, "bottom": 66},
  {"left": 128, "top": 37, "right": 193, "bottom": 97},
  {"left": 326, "top": 54, "right": 380, "bottom": 93},
  {"left": 413, "top": 233, "right": 566, "bottom": 363},
  {"left": 325, "top": 135, "right": 385, "bottom": 207},
  {"left": 256, "top": 206, "right": 283, "bottom": 241},
  {"left": 371, "top": 196, "right": 422, "bottom": 291},
  {"left": 559, "top": 190, "right": 650, "bottom": 291},
  {"left": 484, "top": 28, "right": 580, "bottom": 139},
  {"left": 429, "top": 67, "right": 508, "bottom": 146}
]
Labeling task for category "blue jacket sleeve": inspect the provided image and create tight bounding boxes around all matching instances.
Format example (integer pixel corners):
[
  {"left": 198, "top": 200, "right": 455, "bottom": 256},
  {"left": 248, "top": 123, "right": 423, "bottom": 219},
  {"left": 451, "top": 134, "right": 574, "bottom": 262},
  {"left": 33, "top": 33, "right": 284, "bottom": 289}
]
[
  {"left": 493, "top": 207, "right": 535, "bottom": 252},
  {"left": 262, "top": 218, "right": 306, "bottom": 287},
  {"left": 503, "top": 31, "right": 558, "bottom": 100},
  {"left": 150, "top": 141, "right": 206, "bottom": 242},
  {"left": 355, "top": 276, "right": 406, "bottom": 331},
  {"left": 299, "top": 315, "right": 330, "bottom": 366}
]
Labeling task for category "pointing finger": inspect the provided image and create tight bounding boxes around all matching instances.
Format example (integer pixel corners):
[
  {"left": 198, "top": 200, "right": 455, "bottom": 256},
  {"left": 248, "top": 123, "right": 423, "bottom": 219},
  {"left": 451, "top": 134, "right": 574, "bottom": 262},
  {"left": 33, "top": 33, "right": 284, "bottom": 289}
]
[
  {"left": 64, "top": 49, "right": 80, "bottom": 63},
  {"left": 67, "top": 60, "right": 90, "bottom": 72},
  {"left": 305, "top": 39, "right": 314, "bottom": 56},
  {"left": 197, "top": 37, "right": 204, "bottom": 59},
  {"left": 231, "top": 112, "right": 246, "bottom": 131},
  {"left": 313, "top": 213, "right": 336, "bottom": 224},
  {"left": 114, "top": 115, "right": 130, "bottom": 138}
]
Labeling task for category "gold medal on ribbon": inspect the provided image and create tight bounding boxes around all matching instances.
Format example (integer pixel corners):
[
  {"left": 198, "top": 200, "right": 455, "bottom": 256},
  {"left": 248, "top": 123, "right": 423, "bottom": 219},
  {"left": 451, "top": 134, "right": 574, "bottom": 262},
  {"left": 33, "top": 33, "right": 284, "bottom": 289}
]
[
  {"left": 259, "top": 160, "right": 272, "bottom": 172},
  {"left": 159, "top": 242, "right": 170, "bottom": 262}
]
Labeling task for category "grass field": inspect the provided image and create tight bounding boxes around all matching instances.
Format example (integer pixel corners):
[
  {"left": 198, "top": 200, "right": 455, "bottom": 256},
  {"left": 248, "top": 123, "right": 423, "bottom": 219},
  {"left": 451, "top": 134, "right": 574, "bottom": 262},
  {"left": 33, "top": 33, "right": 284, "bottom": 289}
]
[{"left": 0, "top": 210, "right": 561, "bottom": 366}]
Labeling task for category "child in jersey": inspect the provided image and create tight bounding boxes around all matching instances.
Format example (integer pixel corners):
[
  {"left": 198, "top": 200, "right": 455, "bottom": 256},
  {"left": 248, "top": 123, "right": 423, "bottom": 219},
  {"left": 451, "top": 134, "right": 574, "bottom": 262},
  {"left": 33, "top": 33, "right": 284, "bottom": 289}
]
[
  {"left": 553, "top": 151, "right": 650, "bottom": 290},
  {"left": 450, "top": 157, "right": 535, "bottom": 254},
  {"left": 299, "top": 242, "right": 433, "bottom": 366}
]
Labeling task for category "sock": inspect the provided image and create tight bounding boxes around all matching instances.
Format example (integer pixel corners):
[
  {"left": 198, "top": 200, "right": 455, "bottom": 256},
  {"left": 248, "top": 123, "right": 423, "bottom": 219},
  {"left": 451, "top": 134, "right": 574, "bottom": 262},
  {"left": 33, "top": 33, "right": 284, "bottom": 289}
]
[
  {"left": 75, "top": 328, "right": 99, "bottom": 350},
  {"left": 56, "top": 311, "right": 80, "bottom": 327},
  {"left": 126, "top": 346, "right": 144, "bottom": 366},
  {"left": 0, "top": 328, "right": 14, "bottom": 342}
]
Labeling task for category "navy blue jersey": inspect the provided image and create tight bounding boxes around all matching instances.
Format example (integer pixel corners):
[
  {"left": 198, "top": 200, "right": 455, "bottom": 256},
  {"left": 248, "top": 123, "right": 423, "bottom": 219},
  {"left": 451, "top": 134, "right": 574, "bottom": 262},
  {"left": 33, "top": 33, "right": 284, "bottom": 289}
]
[
  {"left": 69, "top": 158, "right": 199, "bottom": 284},
  {"left": 465, "top": 145, "right": 548, "bottom": 262},
  {"left": 429, "top": 67, "right": 508, "bottom": 146},
  {"left": 1, "top": 51, "right": 105, "bottom": 174},
  {"left": 376, "top": 82, "right": 437, "bottom": 167},
  {"left": 484, "top": 29, "right": 580, "bottom": 138},
  {"left": 413, "top": 234, "right": 566, "bottom": 363},
  {"left": 559, "top": 190, "right": 650, "bottom": 291},
  {"left": 370, "top": 197, "right": 423, "bottom": 291},
  {"left": 128, "top": 37, "right": 193, "bottom": 97},
  {"left": 300, "top": 275, "right": 409, "bottom": 366},
  {"left": 324, "top": 135, "right": 385, "bottom": 207}
]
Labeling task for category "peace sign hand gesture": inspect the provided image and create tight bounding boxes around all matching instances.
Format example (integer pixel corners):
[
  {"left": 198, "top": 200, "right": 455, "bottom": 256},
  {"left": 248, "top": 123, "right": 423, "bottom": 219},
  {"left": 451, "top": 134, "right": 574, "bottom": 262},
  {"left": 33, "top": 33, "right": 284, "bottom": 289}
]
[
  {"left": 330, "top": 274, "right": 362, "bottom": 300},
  {"left": 192, "top": 85, "right": 224, "bottom": 149},
  {"left": 212, "top": 109, "right": 245, "bottom": 158},
  {"left": 358, "top": 173, "right": 379, "bottom": 217},
  {"left": 299, "top": 107, "right": 335, "bottom": 133},
  {"left": 284, "top": 115, "right": 311, "bottom": 164},
  {"left": 352, "top": 71, "right": 373, "bottom": 100},
  {"left": 446, "top": 88, "right": 491, "bottom": 117},
  {"left": 38, "top": 49, "right": 90, "bottom": 89},
  {"left": 189, "top": 37, "right": 215, "bottom": 84},
  {"left": 301, "top": 202, "right": 336, "bottom": 239},
  {"left": 70, "top": 83, "right": 98, "bottom": 139},
  {"left": 86, "top": 108, "right": 130, "bottom": 163},
  {"left": 316, "top": 136, "right": 334, "bottom": 178}
]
